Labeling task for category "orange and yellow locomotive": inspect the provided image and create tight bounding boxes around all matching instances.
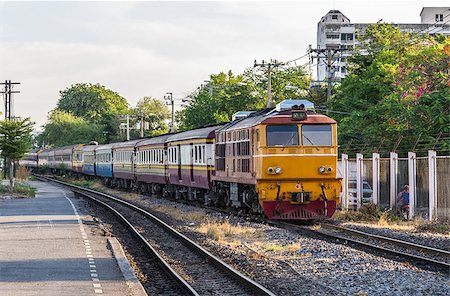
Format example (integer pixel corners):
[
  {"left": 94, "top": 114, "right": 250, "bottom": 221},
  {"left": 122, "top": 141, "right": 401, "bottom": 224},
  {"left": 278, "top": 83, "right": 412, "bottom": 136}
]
[{"left": 211, "top": 100, "right": 341, "bottom": 219}]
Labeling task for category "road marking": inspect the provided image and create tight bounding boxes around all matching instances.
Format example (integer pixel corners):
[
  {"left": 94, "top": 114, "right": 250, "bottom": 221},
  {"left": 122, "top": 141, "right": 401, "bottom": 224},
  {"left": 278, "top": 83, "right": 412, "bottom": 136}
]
[{"left": 61, "top": 190, "right": 103, "bottom": 295}]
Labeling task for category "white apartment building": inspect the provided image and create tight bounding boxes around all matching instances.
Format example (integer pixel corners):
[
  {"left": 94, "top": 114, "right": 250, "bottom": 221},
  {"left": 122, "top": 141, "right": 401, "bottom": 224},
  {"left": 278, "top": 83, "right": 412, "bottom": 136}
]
[{"left": 316, "top": 7, "right": 450, "bottom": 82}]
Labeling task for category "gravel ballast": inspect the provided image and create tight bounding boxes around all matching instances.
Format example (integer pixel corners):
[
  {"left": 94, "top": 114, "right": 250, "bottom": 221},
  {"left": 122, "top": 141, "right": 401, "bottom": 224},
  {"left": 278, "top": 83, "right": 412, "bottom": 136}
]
[{"left": 73, "top": 182, "right": 449, "bottom": 296}]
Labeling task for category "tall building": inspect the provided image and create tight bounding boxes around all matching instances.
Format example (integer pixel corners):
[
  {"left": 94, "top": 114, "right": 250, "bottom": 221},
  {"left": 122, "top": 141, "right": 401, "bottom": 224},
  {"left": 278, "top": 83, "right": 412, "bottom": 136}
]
[{"left": 316, "top": 7, "right": 450, "bottom": 82}]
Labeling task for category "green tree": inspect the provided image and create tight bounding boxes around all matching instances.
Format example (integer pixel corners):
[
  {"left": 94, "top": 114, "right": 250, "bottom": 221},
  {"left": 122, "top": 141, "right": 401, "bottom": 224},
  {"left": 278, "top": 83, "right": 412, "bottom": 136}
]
[
  {"left": 245, "top": 66, "right": 313, "bottom": 105},
  {"left": 0, "top": 118, "right": 34, "bottom": 192},
  {"left": 56, "top": 83, "right": 129, "bottom": 142},
  {"left": 331, "top": 24, "right": 449, "bottom": 156},
  {"left": 177, "top": 71, "right": 264, "bottom": 130},
  {"left": 38, "top": 110, "right": 104, "bottom": 147},
  {"left": 130, "top": 97, "right": 170, "bottom": 138},
  {"left": 57, "top": 83, "right": 129, "bottom": 121}
]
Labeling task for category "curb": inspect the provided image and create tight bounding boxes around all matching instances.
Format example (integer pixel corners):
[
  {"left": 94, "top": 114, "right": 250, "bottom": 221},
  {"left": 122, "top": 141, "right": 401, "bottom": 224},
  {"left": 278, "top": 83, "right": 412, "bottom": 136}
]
[{"left": 108, "top": 237, "right": 148, "bottom": 296}]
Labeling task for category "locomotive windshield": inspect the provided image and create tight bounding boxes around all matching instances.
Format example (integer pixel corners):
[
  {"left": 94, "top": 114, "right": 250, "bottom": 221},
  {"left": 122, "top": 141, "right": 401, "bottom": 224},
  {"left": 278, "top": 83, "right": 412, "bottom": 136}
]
[
  {"left": 301, "top": 125, "right": 332, "bottom": 146},
  {"left": 266, "top": 125, "right": 299, "bottom": 146}
]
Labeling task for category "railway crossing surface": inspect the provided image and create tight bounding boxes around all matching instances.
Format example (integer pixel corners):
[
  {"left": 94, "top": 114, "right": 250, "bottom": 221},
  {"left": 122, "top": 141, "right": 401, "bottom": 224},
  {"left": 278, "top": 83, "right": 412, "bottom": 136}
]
[{"left": 0, "top": 181, "right": 134, "bottom": 296}]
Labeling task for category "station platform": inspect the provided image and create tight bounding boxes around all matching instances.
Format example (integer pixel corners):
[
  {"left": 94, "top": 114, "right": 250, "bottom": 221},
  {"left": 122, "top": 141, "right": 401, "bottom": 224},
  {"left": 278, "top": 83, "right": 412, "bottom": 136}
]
[{"left": 0, "top": 181, "right": 135, "bottom": 296}]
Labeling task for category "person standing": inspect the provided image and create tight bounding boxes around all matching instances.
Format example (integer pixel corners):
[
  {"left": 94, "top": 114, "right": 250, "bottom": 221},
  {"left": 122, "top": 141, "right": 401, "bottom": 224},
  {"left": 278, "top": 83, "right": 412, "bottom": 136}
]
[{"left": 397, "top": 185, "right": 410, "bottom": 219}]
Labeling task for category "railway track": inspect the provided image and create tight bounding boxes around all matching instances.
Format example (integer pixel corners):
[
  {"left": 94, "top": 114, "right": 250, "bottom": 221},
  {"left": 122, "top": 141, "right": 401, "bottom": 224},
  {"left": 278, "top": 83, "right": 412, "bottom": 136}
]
[
  {"left": 274, "top": 221, "right": 450, "bottom": 274},
  {"left": 36, "top": 175, "right": 276, "bottom": 296}
]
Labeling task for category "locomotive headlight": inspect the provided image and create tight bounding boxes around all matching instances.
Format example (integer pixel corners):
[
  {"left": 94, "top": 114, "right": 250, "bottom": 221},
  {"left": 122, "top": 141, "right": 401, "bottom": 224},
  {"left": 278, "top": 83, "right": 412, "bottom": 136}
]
[
  {"left": 267, "top": 167, "right": 274, "bottom": 174},
  {"left": 275, "top": 166, "right": 282, "bottom": 174},
  {"left": 319, "top": 166, "right": 326, "bottom": 173},
  {"left": 327, "top": 166, "right": 333, "bottom": 172}
]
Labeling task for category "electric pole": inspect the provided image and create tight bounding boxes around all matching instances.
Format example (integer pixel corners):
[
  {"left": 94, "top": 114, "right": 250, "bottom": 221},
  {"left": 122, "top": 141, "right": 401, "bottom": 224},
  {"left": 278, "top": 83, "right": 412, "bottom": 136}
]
[
  {"left": 204, "top": 80, "right": 213, "bottom": 97},
  {"left": 140, "top": 110, "right": 144, "bottom": 138},
  {"left": 0, "top": 80, "right": 20, "bottom": 120},
  {"left": 126, "top": 114, "right": 130, "bottom": 141},
  {"left": 164, "top": 92, "right": 174, "bottom": 133},
  {"left": 308, "top": 46, "right": 346, "bottom": 113},
  {"left": 0, "top": 80, "right": 20, "bottom": 179},
  {"left": 254, "top": 59, "right": 285, "bottom": 108}
]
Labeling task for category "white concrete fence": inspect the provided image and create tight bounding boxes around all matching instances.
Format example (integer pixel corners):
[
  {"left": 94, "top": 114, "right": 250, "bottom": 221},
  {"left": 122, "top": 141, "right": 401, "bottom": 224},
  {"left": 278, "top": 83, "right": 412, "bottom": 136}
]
[{"left": 338, "top": 150, "right": 449, "bottom": 221}]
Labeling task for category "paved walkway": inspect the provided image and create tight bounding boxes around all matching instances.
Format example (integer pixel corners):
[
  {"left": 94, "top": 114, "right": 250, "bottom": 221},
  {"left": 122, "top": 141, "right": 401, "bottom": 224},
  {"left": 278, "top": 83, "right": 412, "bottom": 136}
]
[{"left": 0, "top": 181, "right": 131, "bottom": 296}]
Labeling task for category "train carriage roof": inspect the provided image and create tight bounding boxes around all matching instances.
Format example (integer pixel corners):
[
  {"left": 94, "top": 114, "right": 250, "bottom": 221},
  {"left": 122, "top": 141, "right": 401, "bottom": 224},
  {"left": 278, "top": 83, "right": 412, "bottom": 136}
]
[
  {"left": 166, "top": 125, "right": 222, "bottom": 143},
  {"left": 136, "top": 134, "right": 172, "bottom": 148},
  {"left": 81, "top": 145, "right": 98, "bottom": 152},
  {"left": 95, "top": 143, "right": 115, "bottom": 151},
  {"left": 112, "top": 139, "right": 146, "bottom": 150},
  {"left": 54, "top": 144, "right": 83, "bottom": 155}
]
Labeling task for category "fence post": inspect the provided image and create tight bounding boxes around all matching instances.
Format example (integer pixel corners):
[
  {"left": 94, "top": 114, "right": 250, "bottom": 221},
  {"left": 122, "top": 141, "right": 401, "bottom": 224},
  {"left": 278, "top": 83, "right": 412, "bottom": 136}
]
[
  {"left": 390, "top": 152, "right": 398, "bottom": 210},
  {"left": 342, "top": 154, "right": 349, "bottom": 210},
  {"left": 372, "top": 153, "right": 380, "bottom": 206},
  {"left": 408, "top": 152, "right": 416, "bottom": 219},
  {"left": 356, "top": 153, "right": 363, "bottom": 210},
  {"left": 428, "top": 150, "right": 437, "bottom": 221}
]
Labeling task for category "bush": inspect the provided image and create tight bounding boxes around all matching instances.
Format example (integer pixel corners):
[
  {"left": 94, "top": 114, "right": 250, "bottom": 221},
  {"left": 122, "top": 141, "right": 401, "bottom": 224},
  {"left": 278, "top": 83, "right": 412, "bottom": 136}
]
[
  {"left": 0, "top": 183, "right": 37, "bottom": 197},
  {"left": 335, "top": 203, "right": 393, "bottom": 222},
  {"left": 16, "top": 165, "right": 31, "bottom": 180},
  {"left": 37, "top": 165, "right": 49, "bottom": 174}
]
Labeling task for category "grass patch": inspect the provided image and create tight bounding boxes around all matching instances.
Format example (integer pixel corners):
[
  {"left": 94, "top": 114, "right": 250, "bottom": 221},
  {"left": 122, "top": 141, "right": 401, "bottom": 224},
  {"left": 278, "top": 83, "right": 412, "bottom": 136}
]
[
  {"left": 0, "top": 183, "right": 37, "bottom": 197},
  {"left": 71, "top": 179, "right": 96, "bottom": 188},
  {"left": 198, "top": 221, "right": 256, "bottom": 242},
  {"left": 334, "top": 203, "right": 401, "bottom": 223},
  {"left": 415, "top": 219, "right": 450, "bottom": 235}
]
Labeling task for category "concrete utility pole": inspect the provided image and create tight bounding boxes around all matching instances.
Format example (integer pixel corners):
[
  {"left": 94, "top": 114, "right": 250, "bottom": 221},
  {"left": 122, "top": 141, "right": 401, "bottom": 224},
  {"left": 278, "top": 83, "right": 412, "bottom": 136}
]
[
  {"left": 0, "top": 80, "right": 20, "bottom": 179},
  {"left": 204, "top": 80, "right": 213, "bottom": 97},
  {"left": 164, "top": 92, "right": 174, "bottom": 133},
  {"left": 126, "top": 114, "right": 130, "bottom": 141},
  {"left": 308, "top": 46, "right": 346, "bottom": 113},
  {"left": 254, "top": 59, "right": 285, "bottom": 108},
  {"left": 139, "top": 110, "right": 144, "bottom": 138}
]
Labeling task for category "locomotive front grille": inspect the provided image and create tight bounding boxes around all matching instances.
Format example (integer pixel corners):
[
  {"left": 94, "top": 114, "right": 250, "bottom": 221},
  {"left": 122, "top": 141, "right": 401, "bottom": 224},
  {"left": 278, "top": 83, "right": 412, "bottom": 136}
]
[{"left": 291, "top": 192, "right": 311, "bottom": 203}]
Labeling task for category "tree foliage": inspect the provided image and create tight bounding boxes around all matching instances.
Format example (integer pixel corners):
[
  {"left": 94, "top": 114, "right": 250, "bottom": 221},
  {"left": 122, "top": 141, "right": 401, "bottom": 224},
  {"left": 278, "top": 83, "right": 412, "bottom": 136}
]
[
  {"left": 38, "top": 110, "right": 104, "bottom": 147},
  {"left": 57, "top": 83, "right": 129, "bottom": 122},
  {"left": 177, "top": 71, "right": 262, "bottom": 130},
  {"left": 130, "top": 97, "right": 170, "bottom": 138},
  {"left": 331, "top": 24, "right": 450, "bottom": 156},
  {"left": 177, "top": 67, "right": 312, "bottom": 130},
  {"left": 0, "top": 118, "right": 34, "bottom": 161},
  {"left": 40, "top": 83, "right": 131, "bottom": 146},
  {"left": 0, "top": 118, "right": 34, "bottom": 191}
]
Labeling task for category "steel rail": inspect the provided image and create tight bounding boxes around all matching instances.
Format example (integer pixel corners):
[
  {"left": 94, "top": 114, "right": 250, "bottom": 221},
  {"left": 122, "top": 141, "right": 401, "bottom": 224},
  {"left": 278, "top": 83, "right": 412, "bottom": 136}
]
[
  {"left": 272, "top": 221, "right": 450, "bottom": 274},
  {"left": 35, "top": 175, "right": 198, "bottom": 296},
  {"left": 320, "top": 223, "right": 450, "bottom": 259},
  {"left": 38, "top": 175, "right": 276, "bottom": 296}
]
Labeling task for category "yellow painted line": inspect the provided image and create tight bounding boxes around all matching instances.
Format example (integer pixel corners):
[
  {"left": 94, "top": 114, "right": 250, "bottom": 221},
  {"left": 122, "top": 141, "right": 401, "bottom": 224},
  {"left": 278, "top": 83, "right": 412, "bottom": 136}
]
[
  {"left": 167, "top": 165, "right": 214, "bottom": 171},
  {"left": 168, "top": 139, "right": 214, "bottom": 145},
  {"left": 254, "top": 154, "right": 336, "bottom": 157}
]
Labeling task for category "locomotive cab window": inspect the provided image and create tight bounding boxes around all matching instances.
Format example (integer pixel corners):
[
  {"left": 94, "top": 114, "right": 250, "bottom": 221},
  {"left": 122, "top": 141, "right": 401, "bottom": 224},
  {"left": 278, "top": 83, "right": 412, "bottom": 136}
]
[
  {"left": 266, "top": 125, "right": 299, "bottom": 146},
  {"left": 301, "top": 125, "right": 332, "bottom": 146}
]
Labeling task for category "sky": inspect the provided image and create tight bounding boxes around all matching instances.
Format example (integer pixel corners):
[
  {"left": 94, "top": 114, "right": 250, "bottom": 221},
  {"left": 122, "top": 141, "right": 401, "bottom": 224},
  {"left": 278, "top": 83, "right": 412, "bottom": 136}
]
[{"left": 1, "top": 0, "right": 449, "bottom": 129}]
